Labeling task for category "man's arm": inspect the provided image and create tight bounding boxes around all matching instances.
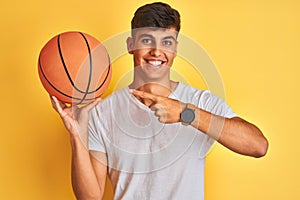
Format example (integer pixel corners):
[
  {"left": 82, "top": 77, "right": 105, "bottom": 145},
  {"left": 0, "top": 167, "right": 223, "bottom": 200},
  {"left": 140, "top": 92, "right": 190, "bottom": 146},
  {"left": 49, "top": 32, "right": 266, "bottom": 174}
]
[
  {"left": 51, "top": 96, "right": 107, "bottom": 199},
  {"left": 132, "top": 90, "right": 268, "bottom": 158},
  {"left": 70, "top": 135, "right": 107, "bottom": 200},
  {"left": 190, "top": 107, "right": 268, "bottom": 157}
]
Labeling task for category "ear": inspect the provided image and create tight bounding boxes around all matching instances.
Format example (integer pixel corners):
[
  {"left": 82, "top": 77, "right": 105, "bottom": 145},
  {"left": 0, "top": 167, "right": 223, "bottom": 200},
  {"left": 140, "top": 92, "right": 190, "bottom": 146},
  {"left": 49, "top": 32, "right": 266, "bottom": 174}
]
[{"left": 126, "top": 37, "right": 134, "bottom": 54}]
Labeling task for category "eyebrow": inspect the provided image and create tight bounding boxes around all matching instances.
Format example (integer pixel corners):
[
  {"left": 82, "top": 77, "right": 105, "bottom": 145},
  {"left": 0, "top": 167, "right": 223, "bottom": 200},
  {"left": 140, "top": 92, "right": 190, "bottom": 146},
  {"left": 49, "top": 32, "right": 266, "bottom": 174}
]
[
  {"left": 163, "top": 36, "right": 177, "bottom": 41},
  {"left": 138, "top": 34, "right": 177, "bottom": 41}
]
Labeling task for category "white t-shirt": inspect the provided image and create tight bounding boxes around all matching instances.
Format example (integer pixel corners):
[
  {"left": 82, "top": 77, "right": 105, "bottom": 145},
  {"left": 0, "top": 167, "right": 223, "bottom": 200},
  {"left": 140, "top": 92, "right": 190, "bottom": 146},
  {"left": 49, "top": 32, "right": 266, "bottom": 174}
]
[{"left": 88, "top": 82, "right": 237, "bottom": 200}]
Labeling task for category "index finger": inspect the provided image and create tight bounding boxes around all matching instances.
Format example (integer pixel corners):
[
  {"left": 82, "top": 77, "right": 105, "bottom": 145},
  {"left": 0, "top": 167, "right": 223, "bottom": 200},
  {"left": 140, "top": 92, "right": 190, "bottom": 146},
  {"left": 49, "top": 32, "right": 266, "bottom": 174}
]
[
  {"left": 131, "top": 89, "right": 158, "bottom": 102},
  {"left": 83, "top": 97, "right": 102, "bottom": 112}
]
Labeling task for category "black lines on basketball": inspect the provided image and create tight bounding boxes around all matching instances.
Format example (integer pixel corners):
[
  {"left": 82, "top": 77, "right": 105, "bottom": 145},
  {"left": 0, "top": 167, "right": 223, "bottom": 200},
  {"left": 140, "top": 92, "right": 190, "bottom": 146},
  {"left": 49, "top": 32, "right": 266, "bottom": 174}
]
[
  {"left": 78, "top": 32, "right": 93, "bottom": 104},
  {"left": 38, "top": 31, "right": 112, "bottom": 104},
  {"left": 39, "top": 56, "right": 95, "bottom": 101},
  {"left": 95, "top": 56, "right": 111, "bottom": 92},
  {"left": 57, "top": 34, "right": 86, "bottom": 94}
]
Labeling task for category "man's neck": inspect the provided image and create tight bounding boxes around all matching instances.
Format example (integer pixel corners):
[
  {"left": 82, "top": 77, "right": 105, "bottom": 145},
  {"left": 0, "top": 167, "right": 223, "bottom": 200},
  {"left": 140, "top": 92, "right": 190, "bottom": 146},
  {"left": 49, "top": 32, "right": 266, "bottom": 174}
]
[{"left": 129, "top": 80, "right": 178, "bottom": 97}]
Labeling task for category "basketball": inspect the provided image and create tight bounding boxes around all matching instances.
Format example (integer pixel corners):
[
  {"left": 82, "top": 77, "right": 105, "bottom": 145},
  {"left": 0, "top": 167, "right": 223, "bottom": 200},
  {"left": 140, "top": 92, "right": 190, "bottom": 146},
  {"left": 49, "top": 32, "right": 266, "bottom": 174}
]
[{"left": 38, "top": 31, "right": 112, "bottom": 104}]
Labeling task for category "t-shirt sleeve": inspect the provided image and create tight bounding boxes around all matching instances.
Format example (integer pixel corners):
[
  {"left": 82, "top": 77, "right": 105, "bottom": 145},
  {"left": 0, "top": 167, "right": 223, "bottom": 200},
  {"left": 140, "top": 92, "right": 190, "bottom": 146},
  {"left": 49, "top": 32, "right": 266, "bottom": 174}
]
[
  {"left": 198, "top": 90, "right": 237, "bottom": 118},
  {"left": 196, "top": 90, "right": 238, "bottom": 158},
  {"left": 88, "top": 107, "right": 106, "bottom": 153}
]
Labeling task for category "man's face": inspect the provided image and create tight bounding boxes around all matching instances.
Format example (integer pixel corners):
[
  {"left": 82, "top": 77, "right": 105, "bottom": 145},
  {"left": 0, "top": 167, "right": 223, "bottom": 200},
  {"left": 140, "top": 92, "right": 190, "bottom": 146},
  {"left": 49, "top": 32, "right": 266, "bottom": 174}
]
[{"left": 127, "top": 27, "right": 178, "bottom": 82}]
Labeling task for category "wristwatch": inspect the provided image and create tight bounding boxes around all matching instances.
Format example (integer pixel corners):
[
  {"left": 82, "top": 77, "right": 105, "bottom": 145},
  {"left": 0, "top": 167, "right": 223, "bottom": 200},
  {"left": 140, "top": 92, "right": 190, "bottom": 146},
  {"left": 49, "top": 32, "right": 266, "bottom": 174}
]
[{"left": 180, "top": 103, "right": 196, "bottom": 126}]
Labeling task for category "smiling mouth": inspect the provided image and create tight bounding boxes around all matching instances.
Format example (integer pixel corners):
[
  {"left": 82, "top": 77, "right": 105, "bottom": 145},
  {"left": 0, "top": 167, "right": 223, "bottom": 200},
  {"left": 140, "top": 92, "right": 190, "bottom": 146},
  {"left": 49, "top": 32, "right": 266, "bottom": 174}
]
[{"left": 145, "top": 59, "right": 166, "bottom": 68}]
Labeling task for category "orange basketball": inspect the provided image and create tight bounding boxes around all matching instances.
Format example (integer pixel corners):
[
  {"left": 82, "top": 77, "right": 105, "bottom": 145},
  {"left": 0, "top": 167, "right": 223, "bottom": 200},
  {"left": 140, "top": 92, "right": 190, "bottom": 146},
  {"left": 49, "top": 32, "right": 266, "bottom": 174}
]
[{"left": 38, "top": 31, "right": 112, "bottom": 104}]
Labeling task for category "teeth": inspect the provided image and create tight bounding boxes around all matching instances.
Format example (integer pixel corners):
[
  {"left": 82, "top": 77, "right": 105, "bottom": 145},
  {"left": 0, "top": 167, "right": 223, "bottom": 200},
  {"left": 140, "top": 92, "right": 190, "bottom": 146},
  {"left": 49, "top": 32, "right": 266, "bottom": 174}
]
[{"left": 148, "top": 60, "right": 162, "bottom": 66}]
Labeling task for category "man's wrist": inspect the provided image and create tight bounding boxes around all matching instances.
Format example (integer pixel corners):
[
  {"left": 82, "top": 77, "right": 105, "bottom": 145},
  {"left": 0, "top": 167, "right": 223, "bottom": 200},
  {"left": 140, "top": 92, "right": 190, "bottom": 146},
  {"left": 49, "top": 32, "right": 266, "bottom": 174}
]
[{"left": 180, "top": 103, "right": 196, "bottom": 125}]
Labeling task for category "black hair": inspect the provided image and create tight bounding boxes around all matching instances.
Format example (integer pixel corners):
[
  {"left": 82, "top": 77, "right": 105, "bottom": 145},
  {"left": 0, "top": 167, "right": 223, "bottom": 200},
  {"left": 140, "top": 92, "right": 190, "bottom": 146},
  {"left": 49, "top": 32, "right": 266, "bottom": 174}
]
[{"left": 131, "top": 2, "right": 181, "bottom": 36}]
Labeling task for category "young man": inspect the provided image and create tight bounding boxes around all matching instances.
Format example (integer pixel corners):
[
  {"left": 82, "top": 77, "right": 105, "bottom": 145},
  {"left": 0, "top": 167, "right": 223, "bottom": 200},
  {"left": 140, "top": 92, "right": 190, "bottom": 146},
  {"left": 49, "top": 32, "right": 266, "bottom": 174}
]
[{"left": 51, "top": 2, "right": 268, "bottom": 200}]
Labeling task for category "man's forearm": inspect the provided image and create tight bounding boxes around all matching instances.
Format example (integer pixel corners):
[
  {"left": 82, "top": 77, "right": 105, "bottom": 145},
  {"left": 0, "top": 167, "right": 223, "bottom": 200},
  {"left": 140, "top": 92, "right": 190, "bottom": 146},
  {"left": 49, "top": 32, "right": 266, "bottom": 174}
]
[
  {"left": 191, "top": 107, "right": 268, "bottom": 158},
  {"left": 70, "top": 135, "right": 103, "bottom": 200}
]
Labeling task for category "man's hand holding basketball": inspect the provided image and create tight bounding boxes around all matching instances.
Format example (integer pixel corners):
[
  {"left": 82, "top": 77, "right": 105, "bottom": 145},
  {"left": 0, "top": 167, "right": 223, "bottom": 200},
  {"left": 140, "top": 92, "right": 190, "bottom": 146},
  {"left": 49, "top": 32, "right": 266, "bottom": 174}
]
[
  {"left": 50, "top": 96, "right": 107, "bottom": 199},
  {"left": 50, "top": 96, "right": 101, "bottom": 137},
  {"left": 132, "top": 90, "right": 184, "bottom": 124}
]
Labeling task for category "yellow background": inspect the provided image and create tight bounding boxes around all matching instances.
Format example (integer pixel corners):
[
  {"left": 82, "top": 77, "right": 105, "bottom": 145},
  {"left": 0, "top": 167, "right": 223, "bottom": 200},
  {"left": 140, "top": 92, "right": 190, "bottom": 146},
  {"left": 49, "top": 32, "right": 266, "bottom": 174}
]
[{"left": 0, "top": 0, "right": 299, "bottom": 199}]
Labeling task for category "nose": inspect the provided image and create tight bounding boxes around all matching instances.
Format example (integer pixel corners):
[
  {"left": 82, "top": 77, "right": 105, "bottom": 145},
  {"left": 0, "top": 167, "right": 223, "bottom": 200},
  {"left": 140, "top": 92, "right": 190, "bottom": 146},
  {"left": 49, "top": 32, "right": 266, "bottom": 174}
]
[{"left": 150, "top": 46, "right": 162, "bottom": 57}]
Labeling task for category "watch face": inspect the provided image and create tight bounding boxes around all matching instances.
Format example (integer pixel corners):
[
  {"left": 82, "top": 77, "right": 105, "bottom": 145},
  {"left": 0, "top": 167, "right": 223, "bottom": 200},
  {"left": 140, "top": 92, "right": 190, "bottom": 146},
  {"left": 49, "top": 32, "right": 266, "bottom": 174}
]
[{"left": 180, "top": 108, "right": 195, "bottom": 124}]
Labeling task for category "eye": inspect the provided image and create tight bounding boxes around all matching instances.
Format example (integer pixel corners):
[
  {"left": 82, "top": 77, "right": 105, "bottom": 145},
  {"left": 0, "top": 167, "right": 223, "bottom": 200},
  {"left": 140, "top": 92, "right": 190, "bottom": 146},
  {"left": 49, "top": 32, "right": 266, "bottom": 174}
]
[
  {"left": 141, "top": 38, "right": 153, "bottom": 45},
  {"left": 162, "top": 40, "right": 173, "bottom": 46}
]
